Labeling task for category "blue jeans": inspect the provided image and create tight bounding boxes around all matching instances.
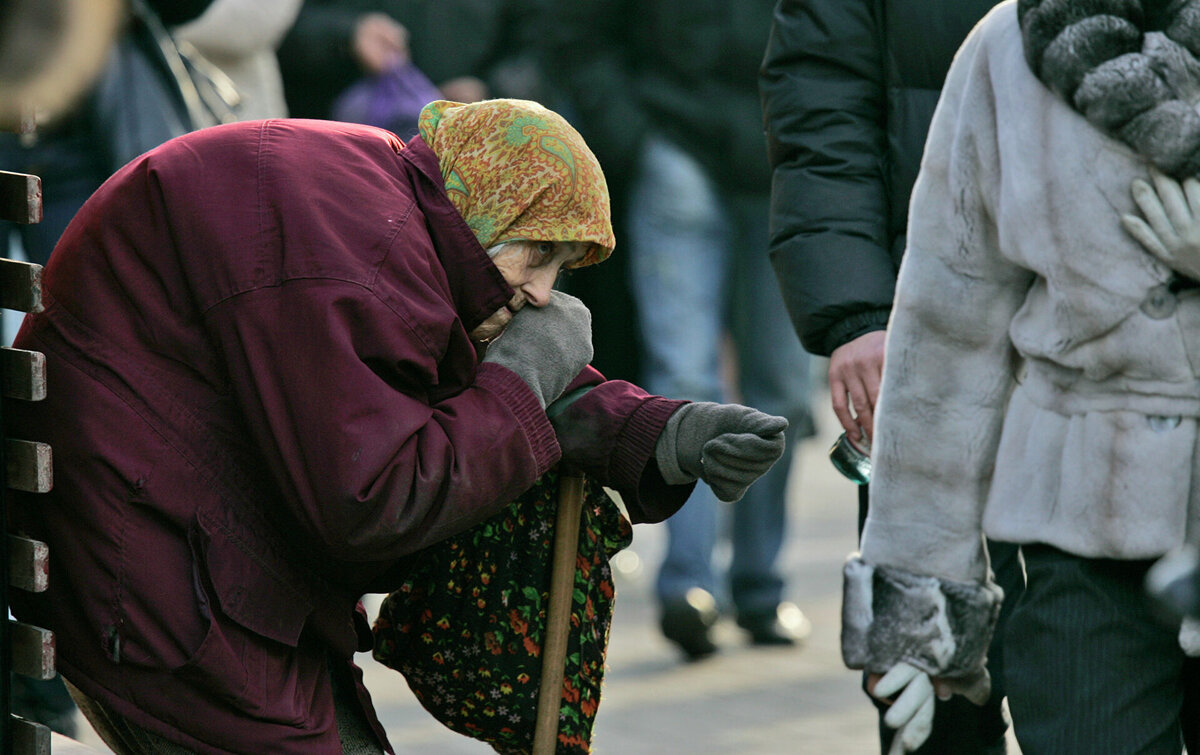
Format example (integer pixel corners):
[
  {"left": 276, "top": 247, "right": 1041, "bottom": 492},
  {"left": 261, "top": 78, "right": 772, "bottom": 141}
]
[{"left": 628, "top": 135, "right": 812, "bottom": 618}]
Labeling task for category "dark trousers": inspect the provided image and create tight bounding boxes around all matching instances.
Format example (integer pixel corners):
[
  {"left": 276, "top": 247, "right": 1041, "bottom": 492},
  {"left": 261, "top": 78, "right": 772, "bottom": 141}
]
[
  {"left": 859, "top": 486, "right": 1023, "bottom": 754},
  {"left": 1004, "top": 545, "right": 1200, "bottom": 755}
]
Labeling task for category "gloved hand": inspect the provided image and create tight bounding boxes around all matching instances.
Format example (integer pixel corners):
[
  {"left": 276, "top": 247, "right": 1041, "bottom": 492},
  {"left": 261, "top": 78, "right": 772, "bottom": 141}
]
[
  {"left": 873, "top": 663, "right": 935, "bottom": 755},
  {"left": 481, "top": 290, "right": 592, "bottom": 408},
  {"left": 1122, "top": 169, "right": 1200, "bottom": 281},
  {"left": 870, "top": 662, "right": 993, "bottom": 754},
  {"left": 932, "top": 668, "right": 991, "bottom": 706},
  {"left": 654, "top": 402, "right": 788, "bottom": 502}
]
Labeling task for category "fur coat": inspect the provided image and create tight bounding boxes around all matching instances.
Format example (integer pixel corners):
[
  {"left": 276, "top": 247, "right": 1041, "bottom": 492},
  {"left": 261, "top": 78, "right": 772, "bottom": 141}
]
[{"left": 844, "top": 0, "right": 1200, "bottom": 679}]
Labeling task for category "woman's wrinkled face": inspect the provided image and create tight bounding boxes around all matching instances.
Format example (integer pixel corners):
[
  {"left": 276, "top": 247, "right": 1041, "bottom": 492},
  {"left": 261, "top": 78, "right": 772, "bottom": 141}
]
[{"left": 470, "top": 240, "right": 590, "bottom": 343}]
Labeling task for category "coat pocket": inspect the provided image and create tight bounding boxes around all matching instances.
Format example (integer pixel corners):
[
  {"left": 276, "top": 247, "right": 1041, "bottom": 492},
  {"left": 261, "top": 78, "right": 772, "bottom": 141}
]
[{"left": 174, "top": 511, "right": 321, "bottom": 725}]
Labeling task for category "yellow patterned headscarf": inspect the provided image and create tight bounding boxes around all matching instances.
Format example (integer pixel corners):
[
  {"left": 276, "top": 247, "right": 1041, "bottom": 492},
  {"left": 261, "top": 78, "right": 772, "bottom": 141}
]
[{"left": 417, "top": 99, "right": 614, "bottom": 268}]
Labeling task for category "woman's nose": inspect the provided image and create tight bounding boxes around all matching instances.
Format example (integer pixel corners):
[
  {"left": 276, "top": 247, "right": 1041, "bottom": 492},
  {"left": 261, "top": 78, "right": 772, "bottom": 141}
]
[{"left": 522, "top": 270, "right": 556, "bottom": 307}]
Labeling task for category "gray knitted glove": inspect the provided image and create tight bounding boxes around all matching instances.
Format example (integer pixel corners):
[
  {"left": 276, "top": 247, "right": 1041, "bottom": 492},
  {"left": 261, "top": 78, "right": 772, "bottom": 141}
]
[
  {"left": 655, "top": 402, "right": 788, "bottom": 502},
  {"left": 482, "top": 291, "right": 593, "bottom": 408}
]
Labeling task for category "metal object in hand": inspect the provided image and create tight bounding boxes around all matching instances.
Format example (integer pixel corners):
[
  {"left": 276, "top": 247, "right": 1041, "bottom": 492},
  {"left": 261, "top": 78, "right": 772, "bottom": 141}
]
[{"left": 829, "top": 432, "right": 871, "bottom": 485}]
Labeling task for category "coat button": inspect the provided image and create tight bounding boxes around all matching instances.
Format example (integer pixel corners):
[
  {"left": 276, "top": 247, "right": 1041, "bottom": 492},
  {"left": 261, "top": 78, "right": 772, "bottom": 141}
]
[
  {"left": 1141, "top": 284, "right": 1177, "bottom": 319},
  {"left": 1148, "top": 415, "right": 1182, "bottom": 432}
]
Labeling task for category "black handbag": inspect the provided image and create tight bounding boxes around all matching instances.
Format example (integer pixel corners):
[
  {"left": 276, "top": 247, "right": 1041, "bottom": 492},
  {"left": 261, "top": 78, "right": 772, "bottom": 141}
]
[{"left": 88, "top": 0, "right": 241, "bottom": 172}]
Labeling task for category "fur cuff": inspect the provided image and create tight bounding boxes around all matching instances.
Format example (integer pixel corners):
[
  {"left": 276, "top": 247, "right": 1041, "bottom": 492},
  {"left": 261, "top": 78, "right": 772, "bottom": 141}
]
[{"left": 842, "top": 556, "right": 1003, "bottom": 679}]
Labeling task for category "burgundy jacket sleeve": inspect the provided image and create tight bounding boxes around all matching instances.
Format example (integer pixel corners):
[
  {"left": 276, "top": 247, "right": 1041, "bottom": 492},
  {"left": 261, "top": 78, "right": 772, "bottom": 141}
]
[{"left": 551, "top": 366, "right": 693, "bottom": 523}]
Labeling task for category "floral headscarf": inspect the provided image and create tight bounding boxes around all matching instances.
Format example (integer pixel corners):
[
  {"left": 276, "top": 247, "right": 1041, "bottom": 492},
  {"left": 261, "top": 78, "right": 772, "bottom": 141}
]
[{"left": 417, "top": 99, "right": 614, "bottom": 268}]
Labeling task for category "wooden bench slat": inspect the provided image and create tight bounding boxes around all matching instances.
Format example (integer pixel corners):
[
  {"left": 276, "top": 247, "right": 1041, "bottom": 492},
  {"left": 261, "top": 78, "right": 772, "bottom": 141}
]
[
  {"left": 0, "top": 170, "right": 43, "bottom": 225},
  {"left": 0, "top": 258, "right": 43, "bottom": 314},
  {"left": 5, "top": 439, "right": 52, "bottom": 494},
  {"left": 10, "top": 621, "right": 54, "bottom": 680},
  {"left": 8, "top": 534, "right": 48, "bottom": 593},
  {"left": 12, "top": 715, "right": 51, "bottom": 755},
  {"left": 0, "top": 347, "right": 46, "bottom": 401}
]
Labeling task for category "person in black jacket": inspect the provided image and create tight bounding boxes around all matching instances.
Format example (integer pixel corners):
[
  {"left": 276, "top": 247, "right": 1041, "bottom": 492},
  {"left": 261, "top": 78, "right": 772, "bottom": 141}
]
[
  {"left": 544, "top": 0, "right": 816, "bottom": 660},
  {"left": 760, "top": 1, "right": 1021, "bottom": 753}
]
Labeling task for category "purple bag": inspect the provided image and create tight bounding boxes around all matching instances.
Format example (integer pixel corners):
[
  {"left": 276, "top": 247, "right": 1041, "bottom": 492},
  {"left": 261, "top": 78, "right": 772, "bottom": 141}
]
[{"left": 331, "top": 62, "right": 443, "bottom": 140}]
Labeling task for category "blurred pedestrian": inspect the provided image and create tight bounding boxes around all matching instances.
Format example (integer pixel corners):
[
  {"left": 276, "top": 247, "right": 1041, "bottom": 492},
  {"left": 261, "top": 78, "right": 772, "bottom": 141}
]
[
  {"left": 545, "top": 0, "right": 816, "bottom": 659},
  {"left": 277, "top": 1, "right": 504, "bottom": 120},
  {"left": 0, "top": 0, "right": 231, "bottom": 269},
  {"left": 836, "top": 1, "right": 1200, "bottom": 751},
  {"left": 174, "top": 0, "right": 303, "bottom": 121},
  {"left": 760, "top": 1, "right": 1022, "bottom": 752},
  {"left": 7, "top": 98, "right": 789, "bottom": 752}
]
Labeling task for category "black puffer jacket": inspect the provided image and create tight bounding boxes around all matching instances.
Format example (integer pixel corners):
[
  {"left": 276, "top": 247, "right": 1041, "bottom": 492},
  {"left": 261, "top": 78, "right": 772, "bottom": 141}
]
[{"left": 760, "top": 0, "right": 999, "bottom": 356}]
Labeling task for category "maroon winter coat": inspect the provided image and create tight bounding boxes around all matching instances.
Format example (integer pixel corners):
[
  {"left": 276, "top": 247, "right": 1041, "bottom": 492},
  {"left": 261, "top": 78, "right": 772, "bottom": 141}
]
[{"left": 6, "top": 119, "right": 689, "bottom": 753}]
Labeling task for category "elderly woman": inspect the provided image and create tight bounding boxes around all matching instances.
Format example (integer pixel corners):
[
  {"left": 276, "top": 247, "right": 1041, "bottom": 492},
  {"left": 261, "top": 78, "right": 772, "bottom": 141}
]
[
  {"left": 6, "top": 99, "right": 787, "bottom": 753},
  {"left": 842, "top": 1, "right": 1200, "bottom": 753}
]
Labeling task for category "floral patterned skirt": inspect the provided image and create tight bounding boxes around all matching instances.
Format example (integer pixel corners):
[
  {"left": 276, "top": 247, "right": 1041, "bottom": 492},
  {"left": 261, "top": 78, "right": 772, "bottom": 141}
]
[{"left": 372, "top": 469, "right": 633, "bottom": 754}]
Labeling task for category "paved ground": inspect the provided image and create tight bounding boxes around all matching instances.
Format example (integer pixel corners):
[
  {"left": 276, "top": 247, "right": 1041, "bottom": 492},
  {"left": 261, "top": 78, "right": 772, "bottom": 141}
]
[{"left": 70, "top": 389, "right": 1021, "bottom": 753}]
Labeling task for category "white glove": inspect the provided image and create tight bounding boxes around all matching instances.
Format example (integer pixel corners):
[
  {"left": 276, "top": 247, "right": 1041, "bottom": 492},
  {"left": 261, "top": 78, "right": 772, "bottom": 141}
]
[
  {"left": 873, "top": 663, "right": 935, "bottom": 755},
  {"left": 1122, "top": 169, "right": 1200, "bottom": 281}
]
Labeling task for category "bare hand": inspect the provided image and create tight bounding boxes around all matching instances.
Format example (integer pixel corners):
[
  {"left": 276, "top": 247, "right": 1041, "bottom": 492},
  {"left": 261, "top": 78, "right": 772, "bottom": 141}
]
[
  {"left": 828, "top": 330, "right": 886, "bottom": 446},
  {"left": 353, "top": 13, "right": 409, "bottom": 74}
]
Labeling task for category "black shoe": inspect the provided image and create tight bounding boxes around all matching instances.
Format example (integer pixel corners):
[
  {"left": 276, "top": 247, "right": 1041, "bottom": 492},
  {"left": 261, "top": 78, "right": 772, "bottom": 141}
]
[
  {"left": 660, "top": 587, "right": 719, "bottom": 660},
  {"left": 737, "top": 602, "right": 812, "bottom": 647}
]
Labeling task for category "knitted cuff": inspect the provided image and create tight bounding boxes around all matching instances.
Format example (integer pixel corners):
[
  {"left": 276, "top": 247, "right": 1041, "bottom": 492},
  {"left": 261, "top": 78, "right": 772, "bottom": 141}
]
[
  {"left": 841, "top": 555, "right": 1003, "bottom": 679},
  {"left": 654, "top": 404, "right": 696, "bottom": 485}
]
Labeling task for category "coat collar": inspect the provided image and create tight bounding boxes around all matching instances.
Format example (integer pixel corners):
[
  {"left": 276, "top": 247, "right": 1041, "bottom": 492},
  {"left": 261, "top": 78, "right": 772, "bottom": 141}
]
[
  {"left": 399, "top": 136, "right": 514, "bottom": 333},
  {"left": 1019, "top": 0, "right": 1200, "bottom": 177}
]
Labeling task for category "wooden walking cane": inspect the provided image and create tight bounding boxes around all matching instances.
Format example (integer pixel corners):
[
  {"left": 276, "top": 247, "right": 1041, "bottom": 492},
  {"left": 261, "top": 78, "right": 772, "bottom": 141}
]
[{"left": 532, "top": 471, "right": 587, "bottom": 755}]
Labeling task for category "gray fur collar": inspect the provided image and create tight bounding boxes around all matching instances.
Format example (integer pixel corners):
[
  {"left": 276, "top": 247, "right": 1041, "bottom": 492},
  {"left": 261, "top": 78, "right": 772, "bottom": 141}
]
[{"left": 1019, "top": 0, "right": 1200, "bottom": 175}]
